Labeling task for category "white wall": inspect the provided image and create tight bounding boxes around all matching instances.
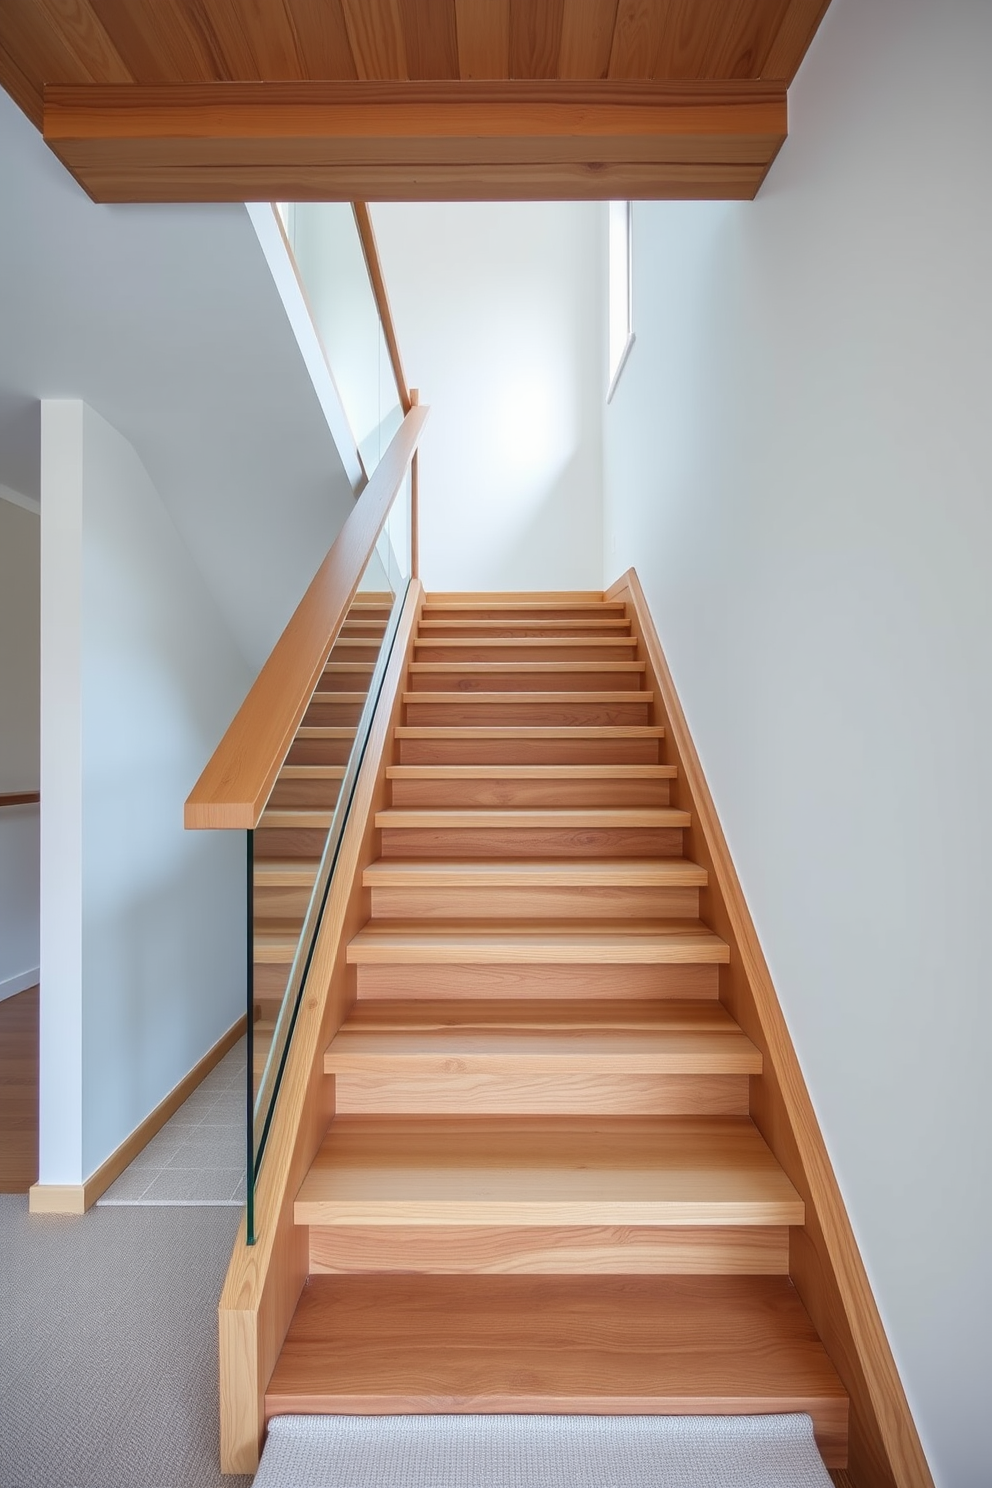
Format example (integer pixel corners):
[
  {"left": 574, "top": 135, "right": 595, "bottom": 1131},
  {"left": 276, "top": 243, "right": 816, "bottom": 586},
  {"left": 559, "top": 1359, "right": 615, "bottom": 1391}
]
[
  {"left": 603, "top": 3, "right": 991, "bottom": 1484},
  {"left": 40, "top": 401, "right": 252, "bottom": 1183},
  {"left": 372, "top": 202, "right": 604, "bottom": 592},
  {"left": 0, "top": 493, "right": 40, "bottom": 1001}
]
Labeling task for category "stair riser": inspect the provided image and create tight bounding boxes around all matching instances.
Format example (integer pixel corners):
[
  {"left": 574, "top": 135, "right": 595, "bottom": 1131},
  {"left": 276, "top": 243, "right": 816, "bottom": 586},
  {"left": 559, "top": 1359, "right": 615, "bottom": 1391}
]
[
  {"left": 267, "top": 780, "right": 343, "bottom": 809},
  {"left": 355, "top": 963, "right": 719, "bottom": 1000},
  {"left": 333, "top": 1073, "right": 749, "bottom": 1116},
  {"left": 404, "top": 702, "right": 651, "bottom": 726},
  {"left": 388, "top": 780, "right": 671, "bottom": 807},
  {"left": 379, "top": 827, "right": 683, "bottom": 859},
  {"left": 286, "top": 738, "right": 356, "bottom": 766},
  {"left": 308, "top": 1225, "right": 790, "bottom": 1276},
  {"left": 407, "top": 672, "right": 645, "bottom": 693},
  {"left": 328, "top": 643, "right": 386, "bottom": 663},
  {"left": 414, "top": 644, "right": 638, "bottom": 662},
  {"left": 255, "top": 827, "right": 329, "bottom": 859},
  {"left": 369, "top": 885, "right": 699, "bottom": 920},
  {"left": 255, "top": 886, "right": 312, "bottom": 921},
  {"left": 418, "top": 624, "right": 632, "bottom": 638},
  {"left": 318, "top": 672, "right": 375, "bottom": 694},
  {"left": 304, "top": 700, "right": 365, "bottom": 727},
  {"left": 398, "top": 738, "right": 662, "bottom": 764},
  {"left": 254, "top": 964, "right": 289, "bottom": 1000}
]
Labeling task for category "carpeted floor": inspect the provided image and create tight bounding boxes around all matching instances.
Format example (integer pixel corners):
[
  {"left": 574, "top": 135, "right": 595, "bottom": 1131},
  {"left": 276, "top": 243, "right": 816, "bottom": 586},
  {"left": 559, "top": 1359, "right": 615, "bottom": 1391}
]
[
  {"left": 254, "top": 1413, "right": 835, "bottom": 1488},
  {"left": 0, "top": 1196, "right": 252, "bottom": 1488}
]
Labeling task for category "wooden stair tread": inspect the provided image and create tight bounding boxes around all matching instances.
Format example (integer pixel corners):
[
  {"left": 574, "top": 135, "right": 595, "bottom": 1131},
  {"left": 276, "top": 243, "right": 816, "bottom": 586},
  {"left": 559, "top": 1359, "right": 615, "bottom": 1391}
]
[
  {"left": 347, "top": 920, "right": 728, "bottom": 965},
  {"left": 402, "top": 691, "right": 654, "bottom": 704},
  {"left": 395, "top": 726, "right": 665, "bottom": 739},
  {"left": 414, "top": 636, "right": 637, "bottom": 648},
  {"left": 423, "top": 601, "right": 626, "bottom": 612},
  {"left": 295, "top": 1116, "right": 803, "bottom": 1225},
  {"left": 418, "top": 619, "right": 632, "bottom": 631},
  {"left": 312, "top": 691, "right": 369, "bottom": 703},
  {"left": 254, "top": 858, "right": 320, "bottom": 886},
  {"left": 325, "top": 1024, "right": 761, "bottom": 1074},
  {"left": 408, "top": 662, "right": 647, "bottom": 674},
  {"left": 261, "top": 808, "right": 335, "bottom": 829},
  {"left": 265, "top": 1275, "right": 846, "bottom": 1464},
  {"left": 254, "top": 926, "right": 301, "bottom": 961},
  {"left": 375, "top": 808, "right": 689, "bottom": 828},
  {"left": 364, "top": 858, "right": 705, "bottom": 888},
  {"left": 386, "top": 765, "right": 676, "bottom": 780},
  {"left": 339, "top": 999, "right": 739, "bottom": 1032}
]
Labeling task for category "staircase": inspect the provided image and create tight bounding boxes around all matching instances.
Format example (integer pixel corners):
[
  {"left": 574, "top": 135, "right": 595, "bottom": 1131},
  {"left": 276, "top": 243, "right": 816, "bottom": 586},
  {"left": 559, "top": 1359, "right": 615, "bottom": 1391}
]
[{"left": 262, "top": 591, "right": 848, "bottom": 1470}]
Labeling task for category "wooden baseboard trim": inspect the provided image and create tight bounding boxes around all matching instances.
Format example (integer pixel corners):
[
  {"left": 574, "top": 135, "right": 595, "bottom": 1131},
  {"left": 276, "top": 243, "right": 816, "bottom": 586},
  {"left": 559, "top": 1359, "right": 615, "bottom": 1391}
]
[
  {"left": 609, "top": 567, "right": 933, "bottom": 1488},
  {"left": 29, "top": 1014, "right": 247, "bottom": 1216}
]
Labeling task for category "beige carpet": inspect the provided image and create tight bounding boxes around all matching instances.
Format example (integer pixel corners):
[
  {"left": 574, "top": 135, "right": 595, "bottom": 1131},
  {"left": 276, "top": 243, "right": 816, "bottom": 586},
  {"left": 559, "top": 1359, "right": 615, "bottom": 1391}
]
[
  {"left": 0, "top": 1195, "right": 252, "bottom": 1488},
  {"left": 255, "top": 1413, "right": 835, "bottom": 1487}
]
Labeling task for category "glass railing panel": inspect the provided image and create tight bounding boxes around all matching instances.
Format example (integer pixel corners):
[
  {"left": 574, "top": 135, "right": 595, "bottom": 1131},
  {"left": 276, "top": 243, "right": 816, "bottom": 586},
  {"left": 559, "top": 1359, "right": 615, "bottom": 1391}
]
[
  {"left": 247, "top": 481, "right": 413, "bottom": 1239},
  {"left": 280, "top": 202, "right": 404, "bottom": 476}
]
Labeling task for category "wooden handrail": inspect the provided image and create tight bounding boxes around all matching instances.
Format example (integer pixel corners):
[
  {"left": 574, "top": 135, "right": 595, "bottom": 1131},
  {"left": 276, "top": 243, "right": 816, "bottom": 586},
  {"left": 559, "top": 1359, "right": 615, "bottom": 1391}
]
[
  {"left": 0, "top": 792, "right": 39, "bottom": 808},
  {"left": 185, "top": 405, "right": 428, "bottom": 830},
  {"left": 353, "top": 202, "right": 411, "bottom": 416}
]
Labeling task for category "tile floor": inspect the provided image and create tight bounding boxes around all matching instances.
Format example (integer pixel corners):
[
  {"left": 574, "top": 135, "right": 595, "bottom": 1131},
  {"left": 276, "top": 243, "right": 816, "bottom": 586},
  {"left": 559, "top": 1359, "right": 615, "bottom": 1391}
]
[{"left": 97, "top": 1036, "right": 247, "bottom": 1207}]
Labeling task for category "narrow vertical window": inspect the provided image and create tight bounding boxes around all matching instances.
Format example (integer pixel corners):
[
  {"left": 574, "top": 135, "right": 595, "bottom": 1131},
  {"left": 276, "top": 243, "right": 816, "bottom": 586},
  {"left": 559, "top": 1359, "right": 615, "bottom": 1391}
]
[{"left": 607, "top": 200, "right": 635, "bottom": 402}]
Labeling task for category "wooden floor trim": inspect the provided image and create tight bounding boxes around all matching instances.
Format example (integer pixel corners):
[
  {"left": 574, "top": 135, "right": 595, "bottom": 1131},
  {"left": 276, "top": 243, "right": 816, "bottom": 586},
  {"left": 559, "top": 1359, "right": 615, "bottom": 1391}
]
[
  {"left": 608, "top": 567, "right": 933, "bottom": 1488},
  {"left": 28, "top": 1014, "right": 246, "bottom": 1215}
]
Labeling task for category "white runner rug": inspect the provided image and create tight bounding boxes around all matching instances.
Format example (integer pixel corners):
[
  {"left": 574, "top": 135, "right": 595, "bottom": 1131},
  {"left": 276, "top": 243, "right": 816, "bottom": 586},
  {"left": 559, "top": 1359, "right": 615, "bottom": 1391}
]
[{"left": 253, "top": 1413, "right": 834, "bottom": 1487}]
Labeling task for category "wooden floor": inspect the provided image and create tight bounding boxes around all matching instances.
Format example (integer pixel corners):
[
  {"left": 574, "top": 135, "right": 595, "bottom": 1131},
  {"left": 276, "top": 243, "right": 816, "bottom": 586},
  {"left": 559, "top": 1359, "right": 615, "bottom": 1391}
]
[{"left": 0, "top": 985, "right": 39, "bottom": 1192}]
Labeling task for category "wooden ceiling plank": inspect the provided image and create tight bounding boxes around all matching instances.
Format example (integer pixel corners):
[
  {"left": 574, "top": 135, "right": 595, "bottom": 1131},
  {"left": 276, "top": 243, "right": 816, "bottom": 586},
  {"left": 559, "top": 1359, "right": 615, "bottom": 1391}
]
[
  {"left": 86, "top": 0, "right": 227, "bottom": 83},
  {"left": 760, "top": 0, "right": 832, "bottom": 82},
  {"left": 398, "top": 0, "right": 459, "bottom": 81},
  {"left": 682, "top": 0, "right": 793, "bottom": 82},
  {"left": 279, "top": 0, "right": 359, "bottom": 80},
  {"left": 453, "top": 0, "right": 509, "bottom": 79},
  {"left": 0, "top": 40, "right": 43, "bottom": 126},
  {"left": 33, "top": 0, "right": 132, "bottom": 83},
  {"left": 608, "top": 0, "right": 668, "bottom": 82},
  {"left": 508, "top": 0, "right": 565, "bottom": 81},
  {"left": 558, "top": 0, "right": 619, "bottom": 81},
  {"left": 197, "top": 0, "right": 311, "bottom": 81},
  {"left": 339, "top": 0, "right": 409, "bottom": 81},
  {"left": 0, "top": 0, "right": 127, "bottom": 91}
]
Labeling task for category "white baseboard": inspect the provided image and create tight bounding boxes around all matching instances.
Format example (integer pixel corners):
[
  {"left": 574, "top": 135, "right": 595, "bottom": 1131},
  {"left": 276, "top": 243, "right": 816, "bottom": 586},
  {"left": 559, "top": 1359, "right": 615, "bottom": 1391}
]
[{"left": 0, "top": 967, "right": 39, "bottom": 1003}]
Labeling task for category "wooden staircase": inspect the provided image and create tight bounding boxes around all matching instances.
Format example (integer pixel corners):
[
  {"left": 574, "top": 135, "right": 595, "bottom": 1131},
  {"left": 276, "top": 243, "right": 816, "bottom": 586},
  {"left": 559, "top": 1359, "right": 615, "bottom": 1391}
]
[{"left": 262, "top": 591, "right": 849, "bottom": 1468}]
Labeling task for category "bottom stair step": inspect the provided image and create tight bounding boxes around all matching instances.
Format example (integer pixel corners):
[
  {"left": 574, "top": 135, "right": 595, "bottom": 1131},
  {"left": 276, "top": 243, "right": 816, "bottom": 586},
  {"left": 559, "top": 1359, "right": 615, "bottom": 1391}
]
[
  {"left": 264, "top": 1275, "right": 848, "bottom": 1467},
  {"left": 255, "top": 1414, "right": 837, "bottom": 1488}
]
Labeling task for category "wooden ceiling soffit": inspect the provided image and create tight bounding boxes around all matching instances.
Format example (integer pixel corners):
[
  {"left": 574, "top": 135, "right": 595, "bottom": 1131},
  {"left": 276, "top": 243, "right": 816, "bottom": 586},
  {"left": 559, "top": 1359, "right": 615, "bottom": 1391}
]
[{"left": 42, "top": 82, "right": 787, "bottom": 203}]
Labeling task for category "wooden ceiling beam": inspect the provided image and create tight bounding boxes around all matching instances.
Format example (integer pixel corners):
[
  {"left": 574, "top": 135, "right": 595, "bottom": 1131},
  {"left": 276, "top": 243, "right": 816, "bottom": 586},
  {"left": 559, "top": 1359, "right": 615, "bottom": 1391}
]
[{"left": 43, "top": 80, "right": 786, "bottom": 203}]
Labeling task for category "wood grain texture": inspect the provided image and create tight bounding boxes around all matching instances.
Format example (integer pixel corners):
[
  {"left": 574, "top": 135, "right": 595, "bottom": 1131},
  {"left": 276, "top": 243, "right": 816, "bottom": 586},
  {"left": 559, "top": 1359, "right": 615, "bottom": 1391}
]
[
  {"left": 41, "top": 81, "right": 785, "bottom": 202},
  {"left": 217, "top": 582, "right": 423, "bottom": 1474},
  {"left": 333, "top": 1071, "right": 749, "bottom": 1115},
  {"left": 185, "top": 407, "right": 426, "bottom": 829},
  {"left": 308, "top": 1223, "right": 790, "bottom": 1275},
  {"left": 265, "top": 1274, "right": 846, "bottom": 1463},
  {"left": 609, "top": 569, "right": 932, "bottom": 1488},
  {"left": 355, "top": 962, "right": 719, "bottom": 1002},
  {"left": 347, "top": 919, "right": 728, "bottom": 965},
  {"left": 0, "top": 985, "right": 38, "bottom": 1192},
  {"left": 559, "top": 0, "right": 619, "bottom": 79},
  {"left": 454, "top": 0, "right": 509, "bottom": 79},
  {"left": 295, "top": 1114, "right": 804, "bottom": 1226}
]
